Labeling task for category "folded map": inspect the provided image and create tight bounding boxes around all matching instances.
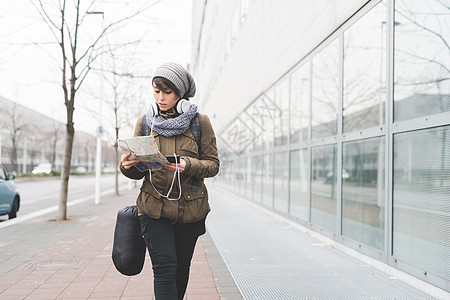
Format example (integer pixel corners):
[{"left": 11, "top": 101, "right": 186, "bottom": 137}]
[{"left": 117, "top": 135, "right": 168, "bottom": 171}]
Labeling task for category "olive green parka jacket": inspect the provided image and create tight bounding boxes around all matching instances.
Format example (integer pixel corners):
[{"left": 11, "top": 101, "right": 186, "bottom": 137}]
[{"left": 120, "top": 114, "right": 220, "bottom": 223}]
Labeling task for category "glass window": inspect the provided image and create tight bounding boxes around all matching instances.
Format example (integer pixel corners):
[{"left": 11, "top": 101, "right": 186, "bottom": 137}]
[
  {"left": 289, "top": 148, "right": 309, "bottom": 221},
  {"left": 394, "top": 0, "right": 450, "bottom": 121},
  {"left": 218, "top": 151, "right": 229, "bottom": 183},
  {"left": 252, "top": 155, "right": 263, "bottom": 203},
  {"left": 342, "top": 137, "right": 385, "bottom": 251},
  {"left": 234, "top": 158, "right": 240, "bottom": 194},
  {"left": 240, "top": 158, "right": 247, "bottom": 196},
  {"left": 311, "top": 38, "right": 340, "bottom": 139},
  {"left": 274, "top": 151, "right": 289, "bottom": 213},
  {"left": 227, "top": 160, "right": 237, "bottom": 192},
  {"left": 241, "top": 112, "right": 255, "bottom": 153},
  {"left": 274, "top": 78, "right": 290, "bottom": 146},
  {"left": 311, "top": 144, "right": 337, "bottom": 232},
  {"left": 262, "top": 153, "right": 273, "bottom": 207},
  {"left": 290, "top": 62, "right": 310, "bottom": 143},
  {"left": 221, "top": 118, "right": 253, "bottom": 155},
  {"left": 252, "top": 94, "right": 275, "bottom": 150},
  {"left": 343, "top": 2, "right": 386, "bottom": 133},
  {"left": 242, "top": 157, "right": 253, "bottom": 198},
  {"left": 217, "top": 146, "right": 227, "bottom": 174},
  {"left": 393, "top": 125, "right": 450, "bottom": 279},
  {"left": 247, "top": 102, "right": 264, "bottom": 151}
]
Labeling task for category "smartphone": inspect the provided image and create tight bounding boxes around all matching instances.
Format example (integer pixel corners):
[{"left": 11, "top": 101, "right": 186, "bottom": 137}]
[{"left": 165, "top": 155, "right": 181, "bottom": 164}]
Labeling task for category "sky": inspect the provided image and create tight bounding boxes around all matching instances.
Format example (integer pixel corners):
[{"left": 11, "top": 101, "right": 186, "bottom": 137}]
[{"left": 0, "top": 0, "right": 193, "bottom": 140}]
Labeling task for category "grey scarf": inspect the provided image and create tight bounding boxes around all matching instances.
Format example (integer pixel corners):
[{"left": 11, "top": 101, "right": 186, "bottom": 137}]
[{"left": 146, "top": 104, "right": 198, "bottom": 137}]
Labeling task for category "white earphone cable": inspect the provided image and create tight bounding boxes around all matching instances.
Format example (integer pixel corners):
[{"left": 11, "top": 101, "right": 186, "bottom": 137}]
[
  {"left": 148, "top": 153, "right": 182, "bottom": 201},
  {"left": 148, "top": 107, "right": 182, "bottom": 200}
]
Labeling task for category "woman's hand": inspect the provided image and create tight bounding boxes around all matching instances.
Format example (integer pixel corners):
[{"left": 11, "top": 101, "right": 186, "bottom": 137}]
[
  {"left": 165, "top": 158, "right": 186, "bottom": 173},
  {"left": 121, "top": 152, "right": 139, "bottom": 170}
]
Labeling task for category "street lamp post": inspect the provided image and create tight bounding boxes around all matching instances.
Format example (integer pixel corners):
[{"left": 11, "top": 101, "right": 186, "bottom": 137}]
[{"left": 87, "top": 11, "right": 104, "bottom": 205}]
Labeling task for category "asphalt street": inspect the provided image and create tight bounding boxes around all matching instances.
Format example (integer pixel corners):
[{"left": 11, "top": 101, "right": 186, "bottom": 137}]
[{"left": 0, "top": 174, "right": 135, "bottom": 222}]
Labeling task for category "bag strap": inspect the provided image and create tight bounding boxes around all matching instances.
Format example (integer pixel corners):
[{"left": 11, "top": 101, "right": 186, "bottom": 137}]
[
  {"left": 190, "top": 112, "right": 202, "bottom": 153},
  {"left": 141, "top": 114, "right": 150, "bottom": 136},
  {"left": 141, "top": 113, "right": 202, "bottom": 151}
]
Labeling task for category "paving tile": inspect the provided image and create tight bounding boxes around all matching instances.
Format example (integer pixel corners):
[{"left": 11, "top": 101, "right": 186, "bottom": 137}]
[
  {"left": 121, "top": 289, "right": 154, "bottom": 298},
  {"left": 38, "top": 282, "right": 70, "bottom": 290},
  {"left": 186, "top": 287, "right": 219, "bottom": 295},
  {"left": 25, "top": 287, "right": 65, "bottom": 298},
  {"left": 185, "top": 293, "right": 220, "bottom": 300},
  {"left": 0, "top": 287, "right": 34, "bottom": 297},
  {"left": 57, "top": 288, "right": 93, "bottom": 299},
  {"left": 0, "top": 188, "right": 241, "bottom": 300}
]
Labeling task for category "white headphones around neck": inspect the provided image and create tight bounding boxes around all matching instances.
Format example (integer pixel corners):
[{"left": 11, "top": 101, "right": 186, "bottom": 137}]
[{"left": 150, "top": 99, "right": 191, "bottom": 116}]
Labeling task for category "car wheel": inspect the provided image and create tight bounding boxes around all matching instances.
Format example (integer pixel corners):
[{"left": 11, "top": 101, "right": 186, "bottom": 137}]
[{"left": 8, "top": 198, "right": 18, "bottom": 219}]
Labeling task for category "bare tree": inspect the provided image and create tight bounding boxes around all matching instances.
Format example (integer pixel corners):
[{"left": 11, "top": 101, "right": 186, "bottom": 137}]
[
  {"left": 30, "top": 119, "right": 58, "bottom": 173},
  {"left": 104, "top": 46, "right": 151, "bottom": 195},
  {"left": 108, "top": 59, "right": 126, "bottom": 196},
  {"left": 77, "top": 33, "right": 152, "bottom": 195},
  {"left": 82, "top": 136, "right": 93, "bottom": 171},
  {"left": 46, "top": 119, "right": 64, "bottom": 171},
  {"left": 31, "top": 0, "right": 162, "bottom": 220},
  {"left": 0, "top": 101, "right": 28, "bottom": 173}
]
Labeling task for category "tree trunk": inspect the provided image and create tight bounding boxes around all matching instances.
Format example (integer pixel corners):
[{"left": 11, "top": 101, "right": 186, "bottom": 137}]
[
  {"left": 114, "top": 109, "right": 120, "bottom": 196},
  {"left": 58, "top": 121, "right": 74, "bottom": 221},
  {"left": 114, "top": 124, "right": 119, "bottom": 195},
  {"left": 11, "top": 137, "right": 18, "bottom": 174},
  {"left": 51, "top": 132, "right": 57, "bottom": 171},
  {"left": 115, "top": 146, "right": 119, "bottom": 196}
]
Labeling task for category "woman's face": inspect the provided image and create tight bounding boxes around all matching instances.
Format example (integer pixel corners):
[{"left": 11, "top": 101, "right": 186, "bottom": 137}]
[{"left": 153, "top": 84, "right": 179, "bottom": 112}]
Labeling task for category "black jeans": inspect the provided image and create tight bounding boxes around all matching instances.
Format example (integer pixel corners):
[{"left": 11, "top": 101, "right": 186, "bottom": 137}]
[{"left": 139, "top": 215, "right": 206, "bottom": 300}]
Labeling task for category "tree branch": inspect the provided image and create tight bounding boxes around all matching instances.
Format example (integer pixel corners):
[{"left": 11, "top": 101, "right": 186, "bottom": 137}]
[
  {"left": 31, "top": 0, "right": 61, "bottom": 43},
  {"left": 76, "top": 0, "right": 164, "bottom": 64},
  {"left": 60, "top": 0, "right": 69, "bottom": 107},
  {"left": 396, "top": 8, "right": 449, "bottom": 51},
  {"left": 396, "top": 48, "right": 450, "bottom": 73}
]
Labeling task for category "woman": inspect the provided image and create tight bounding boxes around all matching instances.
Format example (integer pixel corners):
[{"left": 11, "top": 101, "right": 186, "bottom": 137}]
[{"left": 120, "top": 62, "right": 220, "bottom": 300}]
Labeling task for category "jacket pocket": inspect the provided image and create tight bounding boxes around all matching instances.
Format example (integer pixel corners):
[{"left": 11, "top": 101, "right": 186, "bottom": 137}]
[
  {"left": 179, "top": 145, "right": 198, "bottom": 156},
  {"left": 181, "top": 182, "right": 210, "bottom": 223},
  {"left": 178, "top": 134, "right": 199, "bottom": 157},
  {"left": 183, "top": 200, "right": 209, "bottom": 223},
  {"left": 136, "top": 189, "right": 163, "bottom": 219},
  {"left": 184, "top": 189, "right": 205, "bottom": 201},
  {"left": 141, "top": 182, "right": 163, "bottom": 199}
]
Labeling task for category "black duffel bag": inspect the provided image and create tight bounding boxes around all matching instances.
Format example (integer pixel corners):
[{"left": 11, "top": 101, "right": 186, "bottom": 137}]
[{"left": 112, "top": 205, "right": 146, "bottom": 276}]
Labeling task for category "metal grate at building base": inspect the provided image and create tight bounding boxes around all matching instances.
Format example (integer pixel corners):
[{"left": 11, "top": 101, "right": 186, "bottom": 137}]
[
  {"left": 207, "top": 187, "right": 438, "bottom": 300},
  {"left": 25, "top": 260, "right": 82, "bottom": 270}
]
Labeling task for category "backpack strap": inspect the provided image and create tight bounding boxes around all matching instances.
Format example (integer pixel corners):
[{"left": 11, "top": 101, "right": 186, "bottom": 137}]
[
  {"left": 190, "top": 112, "right": 202, "bottom": 153},
  {"left": 141, "top": 113, "right": 202, "bottom": 151},
  {"left": 141, "top": 114, "right": 150, "bottom": 136}
]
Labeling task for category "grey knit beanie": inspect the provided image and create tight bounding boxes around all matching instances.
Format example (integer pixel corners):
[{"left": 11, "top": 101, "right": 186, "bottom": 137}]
[{"left": 153, "top": 62, "right": 196, "bottom": 99}]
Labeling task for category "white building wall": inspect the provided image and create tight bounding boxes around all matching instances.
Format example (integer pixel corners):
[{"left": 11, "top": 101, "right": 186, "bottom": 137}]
[
  {"left": 191, "top": 0, "right": 450, "bottom": 294},
  {"left": 191, "top": 0, "right": 368, "bottom": 132}
]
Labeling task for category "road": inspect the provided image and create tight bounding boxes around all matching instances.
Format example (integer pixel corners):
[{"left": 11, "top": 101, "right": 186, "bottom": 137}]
[{"left": 0, "top": 174, "right": 139, "bottom": 222}]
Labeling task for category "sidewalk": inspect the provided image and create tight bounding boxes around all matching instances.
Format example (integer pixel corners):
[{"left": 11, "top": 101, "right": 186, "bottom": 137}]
[
  {"left": 206, "top": 182, "right": 447, "bottom": 300},
  {"left": 0, "top": 186, "right": 241, "bottom": 300}
]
